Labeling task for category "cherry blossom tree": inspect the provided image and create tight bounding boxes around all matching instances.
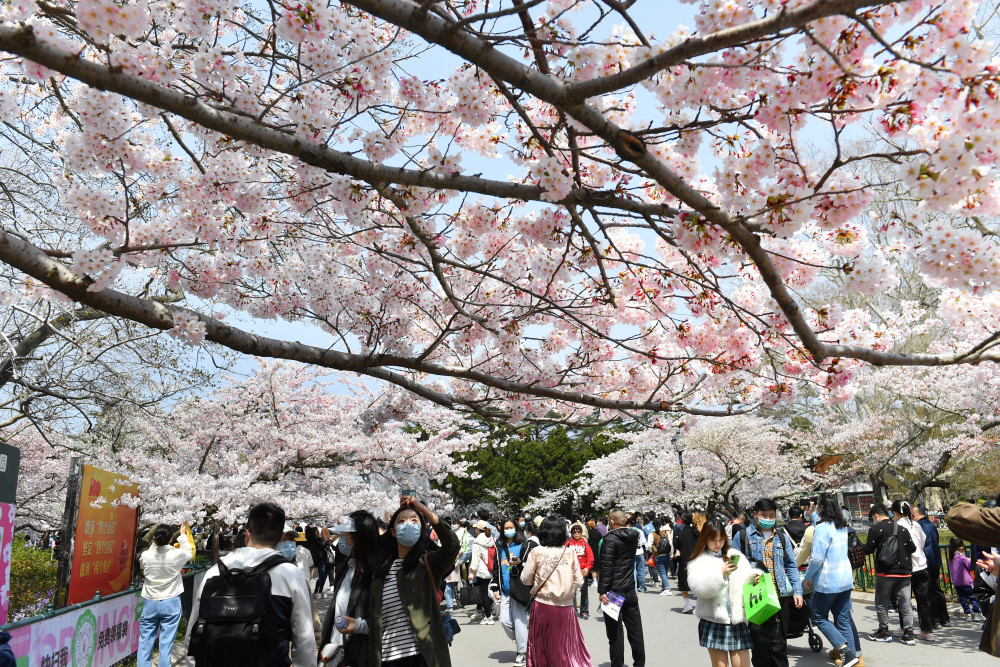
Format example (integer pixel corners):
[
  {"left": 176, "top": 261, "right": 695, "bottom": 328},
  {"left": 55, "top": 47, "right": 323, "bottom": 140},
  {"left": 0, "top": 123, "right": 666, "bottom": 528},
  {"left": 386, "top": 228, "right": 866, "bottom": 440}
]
[
  {"left": 4, "top": 424, "right": 73, "bottom": 532},
  {"left": 523, "top": 484, "right": 576, "bottom": 515},
  {"left": 797, "top": 364, "right": 1000, "bottom": 505},
  {"left": 580, "top": 415, "right": 821, "bottom": 513},
  {"left": 0, "top": 0, "right": 997, "bottom": 421},
  {"left": 88, "top": 360, "right": 483, "bottom": 523}
]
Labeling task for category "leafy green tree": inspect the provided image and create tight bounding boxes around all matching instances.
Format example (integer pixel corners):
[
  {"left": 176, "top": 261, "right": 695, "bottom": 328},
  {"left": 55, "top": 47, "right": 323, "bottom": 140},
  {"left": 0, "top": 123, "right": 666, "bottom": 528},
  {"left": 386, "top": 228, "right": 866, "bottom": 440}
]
[{"left": 439, "top": 420, "right": 630, "bottom": 514}]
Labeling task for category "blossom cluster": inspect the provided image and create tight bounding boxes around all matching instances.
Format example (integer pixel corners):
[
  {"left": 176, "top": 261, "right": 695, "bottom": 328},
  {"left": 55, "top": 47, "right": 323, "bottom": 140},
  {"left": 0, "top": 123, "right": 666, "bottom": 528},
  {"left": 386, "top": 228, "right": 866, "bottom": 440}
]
[{"left": 2, "top": 0, "right": 1000, "bottom": 423}]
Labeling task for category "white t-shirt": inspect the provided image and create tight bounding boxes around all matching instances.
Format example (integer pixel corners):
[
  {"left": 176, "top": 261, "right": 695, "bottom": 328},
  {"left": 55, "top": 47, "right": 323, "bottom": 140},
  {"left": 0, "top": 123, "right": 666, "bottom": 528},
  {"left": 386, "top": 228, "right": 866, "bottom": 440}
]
[
  {"left": 139, "top": 532, "right": 192, "bottom": 600},
  {"left": 294, "top": 544, "right": 314, "bottom": 582},
  {"left": 329, "top": 560, "right": 354, "bottom": 649}
]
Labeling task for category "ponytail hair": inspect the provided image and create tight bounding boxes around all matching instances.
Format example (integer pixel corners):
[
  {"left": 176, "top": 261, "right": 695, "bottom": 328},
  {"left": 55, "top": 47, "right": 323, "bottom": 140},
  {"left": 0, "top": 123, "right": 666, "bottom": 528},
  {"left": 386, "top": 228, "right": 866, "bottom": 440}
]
[
  {"left": 948, "top": 537, "right": 964, "bottom": 563},
  {"left": 153, "top": 525, "right": 172, "bottom": 547},
  {"left": 890, "top": 499, "right": 912, "bottom": 520}
]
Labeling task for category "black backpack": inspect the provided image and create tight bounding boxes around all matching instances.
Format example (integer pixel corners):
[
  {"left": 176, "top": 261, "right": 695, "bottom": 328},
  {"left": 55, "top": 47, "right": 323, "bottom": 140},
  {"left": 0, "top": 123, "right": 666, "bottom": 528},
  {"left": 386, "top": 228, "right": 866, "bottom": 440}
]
[
  {"left": 847, "top": 528, "right": 865, "bottom": 569},
  {"left": 189, "top": 554, "right": 289, "bottom": 667},
  {"left": 655, "top": 530, "right": 672, "bottom": 556},
  {"left": 876, "top": 525, "right": 901, "bottom": 568}
]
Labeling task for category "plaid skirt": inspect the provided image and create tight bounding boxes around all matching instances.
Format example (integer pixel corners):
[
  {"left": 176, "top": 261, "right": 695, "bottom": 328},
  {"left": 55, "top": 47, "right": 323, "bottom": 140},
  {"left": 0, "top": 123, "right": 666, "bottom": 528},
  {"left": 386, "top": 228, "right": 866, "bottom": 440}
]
[{"left": 698, "top": 619, "right": 752, "bottom": 652}]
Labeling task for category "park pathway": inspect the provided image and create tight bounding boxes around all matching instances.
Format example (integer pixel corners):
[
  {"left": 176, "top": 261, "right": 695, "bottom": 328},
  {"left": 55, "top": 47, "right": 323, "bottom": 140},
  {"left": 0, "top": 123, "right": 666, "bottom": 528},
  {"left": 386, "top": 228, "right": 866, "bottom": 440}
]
[
  {"left": 170, "top": 584, "right": 996, "bottom": 666},
  {"left": 444, "top": 589, "right": 994, "bottom": 667}
]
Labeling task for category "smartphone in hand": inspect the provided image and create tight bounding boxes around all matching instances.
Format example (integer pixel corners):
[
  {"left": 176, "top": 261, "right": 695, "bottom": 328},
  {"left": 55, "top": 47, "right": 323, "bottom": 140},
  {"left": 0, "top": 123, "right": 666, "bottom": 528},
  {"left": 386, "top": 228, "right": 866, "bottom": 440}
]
[{"left": 730, "top": 554, "right": 740, "bottom": 566}]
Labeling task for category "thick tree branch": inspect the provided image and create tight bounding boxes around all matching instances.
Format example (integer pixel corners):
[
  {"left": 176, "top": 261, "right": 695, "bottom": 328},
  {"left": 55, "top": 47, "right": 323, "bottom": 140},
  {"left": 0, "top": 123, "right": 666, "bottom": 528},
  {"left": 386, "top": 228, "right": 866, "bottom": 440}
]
[
  {"left": 345, "top": 0, "right": 1000, "bottom": 371},
  {"left": 0, "top": 24, "right": 675, "bottom": 220},
  {"left": 909, "top": 450, "right": 952, "bottom": 501},
  {"left": 0, "top": 229, "right": 752, "bottom": 418},
  {"left": 565, "top": 0, "right": 905, "bottom": 101}
]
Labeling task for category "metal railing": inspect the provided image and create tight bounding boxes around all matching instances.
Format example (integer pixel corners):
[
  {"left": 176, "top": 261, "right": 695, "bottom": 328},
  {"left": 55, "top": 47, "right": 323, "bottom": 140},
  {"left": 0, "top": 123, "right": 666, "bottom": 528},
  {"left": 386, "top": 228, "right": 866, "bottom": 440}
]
[
  {"left": 0, "top": 564, "right": 211, "bottom": 631},
  {"left": 853, "top": 545, "right": 958, "bottom": 596},
  {"left": 0, "top": 585, "right": 139, "bottom": 632},
  {"left": 1, "top": 564, "right": 211, "bottom": 667}
]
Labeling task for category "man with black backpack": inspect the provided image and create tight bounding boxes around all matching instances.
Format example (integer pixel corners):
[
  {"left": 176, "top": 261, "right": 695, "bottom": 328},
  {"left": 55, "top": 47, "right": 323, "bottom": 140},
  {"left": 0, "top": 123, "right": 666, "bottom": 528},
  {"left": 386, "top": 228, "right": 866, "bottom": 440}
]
[
  {"left": 863, "top": 503, "right": 917, "bottom": 645},
  {"left": 185, "top": 503, "right": 316, "bottom": 667}
]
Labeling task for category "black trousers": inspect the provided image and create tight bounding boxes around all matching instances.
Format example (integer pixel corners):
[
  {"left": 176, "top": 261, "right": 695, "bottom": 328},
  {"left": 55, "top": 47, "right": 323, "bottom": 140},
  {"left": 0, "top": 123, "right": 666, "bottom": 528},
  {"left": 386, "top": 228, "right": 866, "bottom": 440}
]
[
  {"left": 474, "top": 577, "right": 494, "bottom": 616},
  {"left": 383, "top": 657, "right": 425, "bottom": 667},
  {"left": 927, "top": 564, "right": 950, "bottom": 624},
  {"left": 749, "top": 596, "right": 792, "bottom": 667},
  {"left": 604, "top": 591, "right": 645, "bottom": 667},
  {"left": 579, "top": 576, "right": 590, "bottom": 614},
  {"left": 911, "top": 569, "right": 933, "bottom": 633}
]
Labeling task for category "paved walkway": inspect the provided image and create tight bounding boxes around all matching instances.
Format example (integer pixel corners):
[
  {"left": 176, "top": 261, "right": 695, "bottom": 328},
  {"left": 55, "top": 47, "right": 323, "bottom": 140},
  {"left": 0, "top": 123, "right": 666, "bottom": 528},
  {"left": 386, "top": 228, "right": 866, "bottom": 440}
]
[
  {"left": 447, "top": 586, "right": 996, "bottom": 667},
  {"left": 170, "top": 580, "right": 997, "bottom": 666}
]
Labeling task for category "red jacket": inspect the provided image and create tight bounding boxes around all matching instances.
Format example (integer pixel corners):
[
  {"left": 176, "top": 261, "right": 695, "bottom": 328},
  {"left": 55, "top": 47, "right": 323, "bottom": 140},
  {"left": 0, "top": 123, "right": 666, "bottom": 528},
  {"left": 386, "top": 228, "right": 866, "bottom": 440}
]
[{"left": 566, "top": 537, "right": 594, "bottom": 571}]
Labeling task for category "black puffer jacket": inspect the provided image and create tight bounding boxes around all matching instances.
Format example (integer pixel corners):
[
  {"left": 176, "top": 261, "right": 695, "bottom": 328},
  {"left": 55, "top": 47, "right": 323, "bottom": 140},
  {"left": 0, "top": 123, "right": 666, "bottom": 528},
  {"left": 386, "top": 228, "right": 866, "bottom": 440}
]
[{"left": 598, "top": 527, "right": 639, "bottom": 596}]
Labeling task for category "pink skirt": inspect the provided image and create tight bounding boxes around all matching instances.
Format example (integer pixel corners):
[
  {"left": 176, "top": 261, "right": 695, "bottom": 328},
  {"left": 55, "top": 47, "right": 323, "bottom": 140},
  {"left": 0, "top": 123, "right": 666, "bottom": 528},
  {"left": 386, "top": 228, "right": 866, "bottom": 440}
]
[{"left": 526, "top": 602, "right": 593, "bottom": 667}]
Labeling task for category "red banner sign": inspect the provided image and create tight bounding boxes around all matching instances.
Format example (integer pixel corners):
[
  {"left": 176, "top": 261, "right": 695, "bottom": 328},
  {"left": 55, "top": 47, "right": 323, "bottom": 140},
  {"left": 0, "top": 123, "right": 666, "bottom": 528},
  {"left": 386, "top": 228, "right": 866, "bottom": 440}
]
[{"left": 67, "top": 466, "right": 139, "bottom": 605}]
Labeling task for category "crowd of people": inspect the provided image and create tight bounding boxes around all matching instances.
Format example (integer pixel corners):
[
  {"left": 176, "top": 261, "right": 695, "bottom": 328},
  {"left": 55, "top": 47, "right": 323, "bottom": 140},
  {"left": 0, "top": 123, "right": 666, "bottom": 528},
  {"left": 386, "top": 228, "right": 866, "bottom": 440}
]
[{"left": 128, "top": 493, "right": 1000, "bottom": 667}]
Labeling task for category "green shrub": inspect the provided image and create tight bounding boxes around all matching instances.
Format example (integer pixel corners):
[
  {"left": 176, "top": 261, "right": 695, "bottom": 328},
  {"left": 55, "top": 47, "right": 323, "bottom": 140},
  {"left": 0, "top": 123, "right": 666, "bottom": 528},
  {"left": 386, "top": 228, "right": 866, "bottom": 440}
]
[{"left": 9, "top": 535, "right": 57, "bottom": 621}]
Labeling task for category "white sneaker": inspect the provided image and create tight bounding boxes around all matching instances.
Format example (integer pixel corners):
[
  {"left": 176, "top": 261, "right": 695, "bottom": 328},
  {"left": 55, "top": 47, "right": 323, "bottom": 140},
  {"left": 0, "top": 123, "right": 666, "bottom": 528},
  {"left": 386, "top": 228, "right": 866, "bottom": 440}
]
[
  {"left": 513, "top": 654, "right": 526, "bottom": 666},
  {"left": 480, "top": 616, "right": 495, "bottom": 625},
  {"left": 660, "top": 590, "right": 671, "bottom": 596}
]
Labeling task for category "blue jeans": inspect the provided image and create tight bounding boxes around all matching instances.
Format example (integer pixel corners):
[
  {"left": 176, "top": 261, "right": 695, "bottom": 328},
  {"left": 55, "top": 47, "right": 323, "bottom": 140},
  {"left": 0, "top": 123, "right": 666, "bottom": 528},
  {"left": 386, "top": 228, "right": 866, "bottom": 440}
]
[
  {"left": 314, "top": 560, "right": 328, "bottom": 594},
  {"left": 654, "top": 555, "right": 671, "bottom": 590},
  {"left": 634, "top": 554, "right": 647, "bottom": 592},
  {"left": 810, "top": 590, "right": 856, "bottom": 655},
  {"left": 444, "top": 581, "right": 457, "bottom": 609},
  {"left": 138, "top": 595, "right": 182, "bottom": 667},
  {"left": 956, "top": 585, "right": 982, "bottom": 614}
]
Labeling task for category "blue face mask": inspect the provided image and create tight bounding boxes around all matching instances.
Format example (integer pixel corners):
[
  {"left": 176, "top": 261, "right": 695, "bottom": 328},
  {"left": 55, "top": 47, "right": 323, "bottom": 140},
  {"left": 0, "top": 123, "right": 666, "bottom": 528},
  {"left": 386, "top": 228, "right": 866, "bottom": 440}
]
[
  {"left": 504, "top": 529, "right": 516, "bottom": 539},
  {"left": 395, "top": 522, "right": 422, "bottom": 547},
  {"left": 338, "top": 538, "right": 353, "bottom": 556},
  {"left": 888, "top": 511, "right": 895, "bottom": 519},
  {"left": 758, "top": 518, "right": 776, "bottom": 530}
]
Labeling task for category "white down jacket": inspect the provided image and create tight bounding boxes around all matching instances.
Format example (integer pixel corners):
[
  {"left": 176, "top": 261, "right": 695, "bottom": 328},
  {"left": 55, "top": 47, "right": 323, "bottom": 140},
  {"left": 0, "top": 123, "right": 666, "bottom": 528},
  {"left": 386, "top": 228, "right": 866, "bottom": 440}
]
[
  {"left": 469, "top": 532, "right": 495, "bottom": 580},
  {"left": 687, "top": 548, "right": 760, "bottom": 625}
]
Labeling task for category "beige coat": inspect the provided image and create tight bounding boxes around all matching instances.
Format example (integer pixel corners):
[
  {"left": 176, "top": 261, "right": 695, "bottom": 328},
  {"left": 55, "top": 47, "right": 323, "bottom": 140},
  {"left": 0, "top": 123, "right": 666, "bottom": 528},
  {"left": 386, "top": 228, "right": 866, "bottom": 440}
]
[{"left": 520, "top": 546, "right": 582, "bottom": 607}]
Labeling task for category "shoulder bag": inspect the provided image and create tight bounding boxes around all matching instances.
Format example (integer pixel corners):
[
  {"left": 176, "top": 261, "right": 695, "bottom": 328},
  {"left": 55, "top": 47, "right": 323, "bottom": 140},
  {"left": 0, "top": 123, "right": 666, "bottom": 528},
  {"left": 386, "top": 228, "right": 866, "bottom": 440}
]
[
  {"left": 526, "top": 546, "right": 568, "bottom": 613},
  {"left": 505, "top": 541, "right": 533, "bottom": 607}
]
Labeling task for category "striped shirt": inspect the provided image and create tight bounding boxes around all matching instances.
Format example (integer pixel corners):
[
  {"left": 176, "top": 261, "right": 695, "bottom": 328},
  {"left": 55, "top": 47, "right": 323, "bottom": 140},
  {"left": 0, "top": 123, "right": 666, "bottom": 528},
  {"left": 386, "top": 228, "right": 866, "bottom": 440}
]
[{"left": 381, "top": 559, "right": 420, "bottom": 662}]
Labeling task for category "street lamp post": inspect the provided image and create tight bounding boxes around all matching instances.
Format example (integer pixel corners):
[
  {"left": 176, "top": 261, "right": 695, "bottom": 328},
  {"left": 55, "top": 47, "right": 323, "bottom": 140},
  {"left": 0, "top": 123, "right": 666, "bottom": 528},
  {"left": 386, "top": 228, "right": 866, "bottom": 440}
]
[{"left": 672, "top": 429, "right": 686, "bottom": 492}]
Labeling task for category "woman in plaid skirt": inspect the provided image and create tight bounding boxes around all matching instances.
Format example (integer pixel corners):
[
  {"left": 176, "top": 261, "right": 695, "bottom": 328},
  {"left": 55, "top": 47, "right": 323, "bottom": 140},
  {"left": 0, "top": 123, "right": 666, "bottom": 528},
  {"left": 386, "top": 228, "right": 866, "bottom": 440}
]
[{"left": 687, "top": 519, "right": 760, "bottom": 667}]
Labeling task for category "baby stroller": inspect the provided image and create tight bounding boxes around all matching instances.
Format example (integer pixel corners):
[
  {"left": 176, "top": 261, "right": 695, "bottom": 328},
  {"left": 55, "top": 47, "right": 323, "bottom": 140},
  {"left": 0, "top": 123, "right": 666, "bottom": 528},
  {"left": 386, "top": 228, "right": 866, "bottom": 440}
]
[{"left": 786, "top": 592, "right": 823, "bottom": 653}]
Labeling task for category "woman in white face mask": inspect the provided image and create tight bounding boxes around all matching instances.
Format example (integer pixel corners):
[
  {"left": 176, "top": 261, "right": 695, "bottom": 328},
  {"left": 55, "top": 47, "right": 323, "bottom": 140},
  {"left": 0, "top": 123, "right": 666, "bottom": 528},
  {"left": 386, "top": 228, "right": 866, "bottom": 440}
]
[{"left": 318, "top": 511, "right": 378, "bottom": 666}]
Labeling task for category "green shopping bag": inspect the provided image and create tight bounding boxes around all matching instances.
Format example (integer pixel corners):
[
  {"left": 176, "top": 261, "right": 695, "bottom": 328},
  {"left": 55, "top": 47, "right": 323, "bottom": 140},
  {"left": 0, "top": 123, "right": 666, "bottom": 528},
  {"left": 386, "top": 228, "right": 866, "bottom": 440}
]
[{"left": 743, "top": 575, "right": 781, "bottom": 625}]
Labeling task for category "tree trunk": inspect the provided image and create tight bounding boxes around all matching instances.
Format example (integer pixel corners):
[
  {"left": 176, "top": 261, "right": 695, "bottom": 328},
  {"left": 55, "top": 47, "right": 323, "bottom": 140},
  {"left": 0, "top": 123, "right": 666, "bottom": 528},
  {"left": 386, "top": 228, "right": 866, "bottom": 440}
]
[
  {"left": 870, "top": 472, "right": 886, "bottom": 506},
  {"left": 212, "top": 520, "right": 219, "bottom": 564},
  {"left": 909, "top": 451, "right": 953, "bottom": 502}
]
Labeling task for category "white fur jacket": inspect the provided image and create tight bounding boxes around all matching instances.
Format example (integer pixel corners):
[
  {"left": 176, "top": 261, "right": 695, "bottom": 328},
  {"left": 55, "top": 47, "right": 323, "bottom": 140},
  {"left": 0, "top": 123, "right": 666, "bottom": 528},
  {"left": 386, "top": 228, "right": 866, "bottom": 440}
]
[{"left": 687, "top": 548, "right": 761, "bottom": 625}]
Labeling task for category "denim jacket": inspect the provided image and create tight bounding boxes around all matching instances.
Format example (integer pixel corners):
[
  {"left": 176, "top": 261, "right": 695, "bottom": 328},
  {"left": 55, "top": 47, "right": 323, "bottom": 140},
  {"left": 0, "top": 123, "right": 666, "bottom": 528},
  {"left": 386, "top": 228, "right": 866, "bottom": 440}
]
[{"left": 732, "top": 523, "right": 803, "bottom": 597}]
